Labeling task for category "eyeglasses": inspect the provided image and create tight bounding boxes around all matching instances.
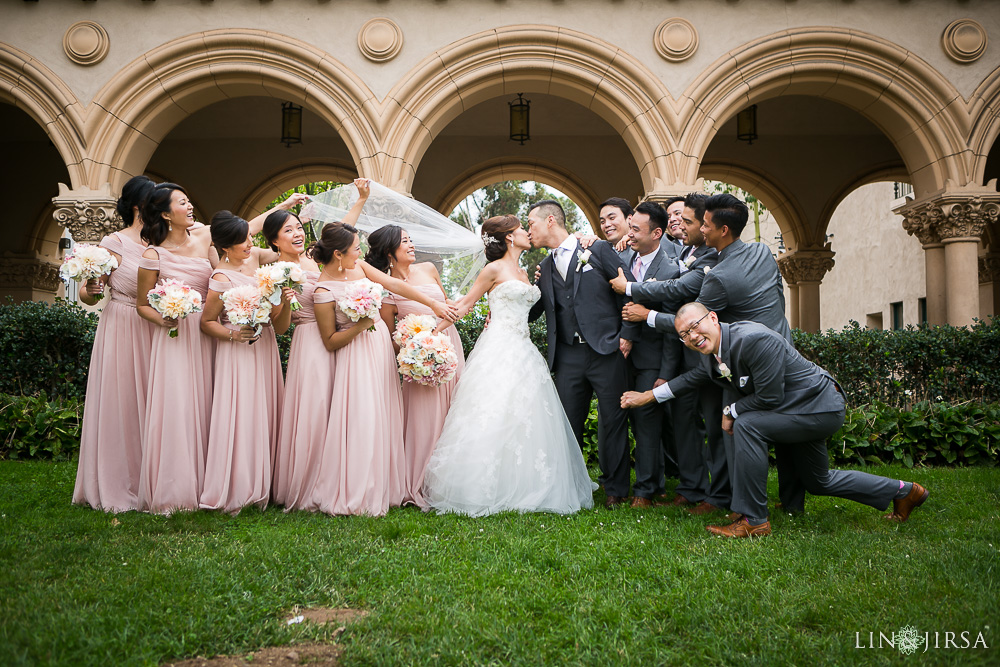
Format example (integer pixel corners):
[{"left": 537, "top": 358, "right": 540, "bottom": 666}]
[{"left": 677, "top": 312, "right": 710, "bottom": 342}]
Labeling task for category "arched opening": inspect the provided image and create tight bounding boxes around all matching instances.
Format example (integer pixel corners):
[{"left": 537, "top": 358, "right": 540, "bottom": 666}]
[{"left": 145, "top": 97, "right": 356, "bottom": 223}]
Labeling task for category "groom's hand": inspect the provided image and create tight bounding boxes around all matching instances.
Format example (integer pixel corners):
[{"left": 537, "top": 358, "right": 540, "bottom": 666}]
[
  {"left": 534, "top": 266, "right": 542, "bottom": 283},
  {"left": 619, "top": 338, "right": 632, "bottom": 358},
  {"left": 610, "top": 268, "right": 628, "bottom": 295},
  {"left": 621, "top": 390, "right": 654, "bottom": 408}
]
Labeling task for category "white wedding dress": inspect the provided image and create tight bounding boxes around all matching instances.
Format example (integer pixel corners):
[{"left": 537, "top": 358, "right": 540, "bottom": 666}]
[{"left": 422, "top": 280, "right": 597, "bottom": 516}]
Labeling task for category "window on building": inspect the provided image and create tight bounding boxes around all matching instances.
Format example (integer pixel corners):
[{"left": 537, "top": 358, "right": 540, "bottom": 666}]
[
  {"left": 866, "top": 312, "right": 884, "bottom": 330},
  {"left": 918, "top": 297, "right": 927, "bottom": 324},
  {"left": 891, "top": 301, "right": 904, "bottom": 330}
]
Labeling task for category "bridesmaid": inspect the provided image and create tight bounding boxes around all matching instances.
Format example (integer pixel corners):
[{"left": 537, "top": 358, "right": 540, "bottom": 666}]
[
  {"left": 135, "top": 183, "right": 217, "bottom": 514},
  {"left": 367, "top": 225, "right": 466, "bottom": 508},
  {"left": 199, "top": 211, "right": 289, "bottom": 514},
  {"left": 72, "top": 175, "right": 157, "bottom": 512},
  {"left": 280, "top": 180, "right": 458, "bottom": 514}
]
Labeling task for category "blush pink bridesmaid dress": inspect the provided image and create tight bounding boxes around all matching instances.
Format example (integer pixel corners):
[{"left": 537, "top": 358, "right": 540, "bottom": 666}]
[
  {"left": 137, "top": 248, "right": 215, "bottom": 514},
  {"left": 72, "top": 232, "right": 156, "bottom": 512},
  {"left": 271, "top": 272, "right": 335, "bottom": 511},
  {"left": 310, "top": 279, "right": 405, "bottom": 516},
  {"left": 386, "top": 284, "right": 465, "bottom": 508},
  {"left": 199, "top": 269, "right": 284, "bottom": 514}
]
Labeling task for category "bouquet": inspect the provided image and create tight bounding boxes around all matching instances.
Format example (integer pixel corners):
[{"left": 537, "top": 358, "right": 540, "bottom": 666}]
[
  {"left": 146, "top": 278, "right": 203, "bottom": 338},
  {"left": 392, "top": 313, "right": 438, "bottom": 347},
  {"left": 59, "top": 244, "right": 119, "bottom": 301},
  {"left": 221, "top": 284, "right": 272, "bottom": 339},
  {"left": 396, "top": 330, "right": 459, "bottom": 387},
  {"left": 338, "top": 279, "right": 386, "bottom": 331},
  {"left": 256, "top": 261, "right": 307, "bottom": 311}
]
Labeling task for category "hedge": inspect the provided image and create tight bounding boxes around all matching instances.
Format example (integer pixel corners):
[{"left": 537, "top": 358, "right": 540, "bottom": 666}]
[{"left": 0, "top": 392, "right": 82, "bottom": 461}]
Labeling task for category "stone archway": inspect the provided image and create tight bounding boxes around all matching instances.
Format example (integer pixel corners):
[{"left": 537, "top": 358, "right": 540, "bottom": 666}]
[
  {"left": 432, "top": 158, "right": 603, "bottom": 230},
  {"left": 233, "top": 159, "right": 359, "bottom": 221},
  {"left": 378, "top": 25, "right": 675, "bottom": 197},
  {"left": 84, "top": 29, "right": 377, "bottom": 193},
  {"left": 677, "top": 27, "right": 971, "bottom": 198},
  {"left": 968, "top": 64, "right": 1000, "bottom": 188}
]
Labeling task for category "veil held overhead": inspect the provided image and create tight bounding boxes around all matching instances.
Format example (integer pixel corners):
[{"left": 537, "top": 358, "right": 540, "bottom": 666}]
[{"left": 300, "top": 181, "right": 486, "bottom": 295}]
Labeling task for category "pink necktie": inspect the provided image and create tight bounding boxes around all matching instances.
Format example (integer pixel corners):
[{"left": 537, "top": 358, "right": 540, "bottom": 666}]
[{"left": 632, "top": 255, "right": 642, "bottom": 281}]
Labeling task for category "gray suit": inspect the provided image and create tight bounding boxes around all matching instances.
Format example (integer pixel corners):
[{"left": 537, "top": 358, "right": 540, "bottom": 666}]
[
  {"left": 660, "top": 235, "right": 682, "bottom": 259},
  {"left": 636, "top": 244, "right": 730, "bottom": 507},
  {"left": 668, "top": 322, "right": 899, "bottom": 522},
  {"left": 624, "top": 248, "right": 682, "bottom": 499}
]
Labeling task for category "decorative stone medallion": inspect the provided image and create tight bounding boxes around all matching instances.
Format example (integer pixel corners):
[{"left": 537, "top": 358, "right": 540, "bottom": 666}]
[
  {"left": 654, "top": 18, "right": 698, "bottom": 62},
  {"left": 358, "top": 18, "right": 403, "bottom": 63},
  {"left": 942, "top": 19, "right": 987, "bottom": 63},
  {"left": 63, "top": 21, "right": 110, "bottom": 66}
]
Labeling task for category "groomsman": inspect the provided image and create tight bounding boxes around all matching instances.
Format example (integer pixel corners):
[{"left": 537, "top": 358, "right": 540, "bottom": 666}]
[
  {"left": 527, "top": 200, "right": 639, "bottom": 508},
  {"left": 664, "top": 196, "right": 688, "bottom": 247},
  {"left": 599, "top": 197, "right": 634, "bottom": 255},
  {"left": 622, "top": 303, "right": 929, "bottom": 537},
  {"left": 620, "top": 202, "right": 682, "bottom": 508},
  {"left": 612, "top": 193, "right": 729, "bottom": 513}
]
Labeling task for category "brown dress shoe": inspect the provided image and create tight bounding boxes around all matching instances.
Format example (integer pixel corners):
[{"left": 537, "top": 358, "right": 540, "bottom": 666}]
[
  {"left": 725, "top": 511, "right": 743, "bottom": 521},
  {"left": 655, "top": 493, "right": 694, "bottom": 507},
  {"left": 687, "top": 501, "right": 720, "bottom": 515},
  {"left": 630, "top": 497, "right": 653, "bottom": 509},
  {"left": 604, "top": 495, "right": 628, "bottom": 509},
  {"left": 706, "top": 516, "right": 771, "bottom": 538},
  {"left": 886, "top": 482, "right": 929, "bottom": 522}
]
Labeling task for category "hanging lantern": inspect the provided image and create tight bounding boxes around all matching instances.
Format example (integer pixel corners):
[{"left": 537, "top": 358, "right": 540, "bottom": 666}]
[
  {"left": 737, "top": 104, "right": 758, "bottom": 145},
  {"left": 281, "top": 102, "right": 303, "bottom": 148},
  {"left": 509, "top": 93, "right": 530, "bottom": 145}
]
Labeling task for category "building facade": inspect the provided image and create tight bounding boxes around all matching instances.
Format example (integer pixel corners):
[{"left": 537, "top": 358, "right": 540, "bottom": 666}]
[{"left": 1, "top": 1, "right": 998, "bottom": 329}]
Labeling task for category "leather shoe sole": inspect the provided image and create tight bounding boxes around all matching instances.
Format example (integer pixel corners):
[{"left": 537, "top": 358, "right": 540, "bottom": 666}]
[{"left": 886, "top": 482, "right": 929, "bottom": 522}]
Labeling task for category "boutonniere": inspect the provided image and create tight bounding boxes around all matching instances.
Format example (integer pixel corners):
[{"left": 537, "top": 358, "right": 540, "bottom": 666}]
[
  {"left": 683, "top": 254, "right": 698, "bottom": 268},
  {"left": 576, "top": 249, "right": 592, "bottom": 272},
  {"left": 703, "top": 265, "right": 712, "bottom": 274},
  {"left": 717, "top": 362, "right": 732, "bottom": 380}
]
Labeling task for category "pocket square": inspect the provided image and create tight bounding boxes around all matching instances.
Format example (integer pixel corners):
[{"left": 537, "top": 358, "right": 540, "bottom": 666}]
[
  {"left": 581, "top": 264, "right": 594, "bottom": 273},
  {"left": 739, "top": 376, "right": 749, "bottom": 387},
  {"left": 644, "top": 277, "right": 657, "bottom": 282}
]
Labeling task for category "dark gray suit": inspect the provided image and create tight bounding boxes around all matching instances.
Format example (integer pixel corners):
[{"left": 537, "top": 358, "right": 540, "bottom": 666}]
[
  {"left": 636, "top": 244, "right": 730, "bottom": 507},
  {"left": 623, "top": 248, "right": 681, "bottom": 499},
  {"left": 668, "top": 322, "right": 899, "bottom": 522},
  {"left": 659, "top": 235, "right": 682, "bottom": 259},
  {"left": 529, "top": 239, "right": 638, "bottom": 497}
]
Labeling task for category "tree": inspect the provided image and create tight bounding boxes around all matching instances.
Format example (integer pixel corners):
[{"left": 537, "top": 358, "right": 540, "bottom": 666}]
[{"left": 705, "top": 180, "right": 767, "bottom": 243}]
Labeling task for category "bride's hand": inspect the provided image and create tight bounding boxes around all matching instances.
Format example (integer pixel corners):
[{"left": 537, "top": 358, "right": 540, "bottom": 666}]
[{"left": 433, "top": 301, "right": 458, "bottom": 322}]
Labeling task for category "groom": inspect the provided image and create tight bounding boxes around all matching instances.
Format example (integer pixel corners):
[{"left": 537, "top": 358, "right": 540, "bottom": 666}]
[{"left": 527, "top": 200, "right": 639, "bottom": 508}]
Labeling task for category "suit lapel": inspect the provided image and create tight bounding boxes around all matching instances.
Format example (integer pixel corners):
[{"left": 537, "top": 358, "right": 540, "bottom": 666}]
[
  {"left": 540, "top": 254, "right": 555, "bottom": 309},
  {"left": 568, "top": 245, "right": 581, "bottom": 298},
  {"left": 644, "top": 249, "right": 665, "bottom": 279}
]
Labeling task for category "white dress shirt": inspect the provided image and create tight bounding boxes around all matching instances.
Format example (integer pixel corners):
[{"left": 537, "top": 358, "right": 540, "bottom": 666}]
[{"left": 553, "top": 235, "right": 579, "bottom": 279}]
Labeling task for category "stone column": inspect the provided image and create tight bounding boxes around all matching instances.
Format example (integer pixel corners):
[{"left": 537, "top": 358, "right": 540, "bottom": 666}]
[
  {"left": 51, "top": 183, "right": 121, "bottom": 243},
  {"left": 896, "top": 181, "right": 1000, "bottom": 327},
  {"left": 787, "top": 283, "right": 800, "bottom": 330},
  {"left": 777, "top": 249, "right": 835, "bottom": 333}
]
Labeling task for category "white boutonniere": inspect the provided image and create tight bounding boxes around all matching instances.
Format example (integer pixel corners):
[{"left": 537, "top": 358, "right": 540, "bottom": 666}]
[
  {"left": 576, "top": 249, "right": 592, "bottom": 272},
  {"left": 703, "top": 265, "right": 712, "bottom": 273},
  {"left": 717, "top": 362, "right": 732, "bottom": 380},
  {"left": 683, "top": 254, "right": 698, "bottom": 268}
]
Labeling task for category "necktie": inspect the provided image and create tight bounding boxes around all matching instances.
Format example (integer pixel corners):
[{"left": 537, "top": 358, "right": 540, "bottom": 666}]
[
  {"left": 632, "top": 255, "right": 643, "bottom": 282},
  {"left": 555, "top": 247, "right": 568, "bottom": 280}
]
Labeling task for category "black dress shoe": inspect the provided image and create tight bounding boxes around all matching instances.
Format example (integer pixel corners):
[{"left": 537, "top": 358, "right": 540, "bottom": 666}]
[{"left": 604, "top": 495, "right": 627, "bottom": 509}]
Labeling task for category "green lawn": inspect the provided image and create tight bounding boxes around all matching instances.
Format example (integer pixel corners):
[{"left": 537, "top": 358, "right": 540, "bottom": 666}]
[{"left": 0, "top": 461, "right": 997, "bottom": 666}]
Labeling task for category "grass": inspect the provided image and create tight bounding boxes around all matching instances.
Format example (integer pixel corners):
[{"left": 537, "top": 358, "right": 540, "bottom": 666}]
[{"left": 0, "top": 461, "right": 998, "bottom": 666}]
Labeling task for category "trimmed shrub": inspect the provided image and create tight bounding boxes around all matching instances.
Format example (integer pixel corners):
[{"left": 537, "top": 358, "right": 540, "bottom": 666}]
[
  {"left": 0, "top": 392, "right": 82, "bottom": 461},
  {"left": 793, "top": 319, "right": 1000, "bottom": 408},
  {"left": 0, "top": 298, "right": 98, "bottom": 401}
]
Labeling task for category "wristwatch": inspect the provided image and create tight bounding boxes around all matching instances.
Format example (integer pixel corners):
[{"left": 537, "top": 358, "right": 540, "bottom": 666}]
[{"left": 722, "top": 405, "right": 732, "bottom": 417}]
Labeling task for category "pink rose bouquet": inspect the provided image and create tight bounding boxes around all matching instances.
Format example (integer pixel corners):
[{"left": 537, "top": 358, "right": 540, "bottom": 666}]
[
  {"left": 146, "top": 278, "right": 203, "bottom": 338},
  {"left": 59, "top": 244, "right": 119, "bottom": 301},
  {"left": 338, "top": 278, "right": 386, "bottom": 331},
  {"left": 392, "top": 313, "right": 438, "bottom": 347},
  {"left": 397, "top": 330, "right": 459, "bottom": 387},
  {"left": 221, "top": 284, "right": 272, "bottom": 337},
  {"left": 256, "top": 261, "right": 307, "bottom": 311}
]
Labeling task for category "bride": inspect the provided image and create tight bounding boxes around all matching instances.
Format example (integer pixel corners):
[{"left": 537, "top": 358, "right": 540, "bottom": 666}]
[{"left": 422, "top": 214, "right": 596, "bottom": 516}]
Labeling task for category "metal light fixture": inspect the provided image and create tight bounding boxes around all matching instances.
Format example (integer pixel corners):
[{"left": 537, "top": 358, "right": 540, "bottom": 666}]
[
  {"left": 281, "top": 102, "right": 303, "bottom": 148},
  {"left": 509, "top": 93, "right": 530, "bottom": 145},
  {"left": 736, "top": 104, "right": 758, "bottom": 144}
]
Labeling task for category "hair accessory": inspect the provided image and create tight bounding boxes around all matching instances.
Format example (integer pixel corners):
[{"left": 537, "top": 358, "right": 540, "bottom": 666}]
[{"left": 481, "top": 232, "right": 500, "bottom": 246}]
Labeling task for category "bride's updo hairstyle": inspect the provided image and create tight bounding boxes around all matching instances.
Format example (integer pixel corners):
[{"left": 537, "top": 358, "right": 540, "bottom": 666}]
[
  {"left": 310, "top": 222, "right": 358, "bottom": 265},
  {"left": 365, "top": 224, "right": 403, "bottom": 273},
  {"left": 481, "top": 215, "right": 520, "bottom": 262},
  {"left": 141, "top": 183, "right": 187, "bottom": 246},
  {"left": 261, "top": 209, "right": 302, "bottom": 252},
  {"left": 209, "top": 210, "right": 250, "bottom": 251}
]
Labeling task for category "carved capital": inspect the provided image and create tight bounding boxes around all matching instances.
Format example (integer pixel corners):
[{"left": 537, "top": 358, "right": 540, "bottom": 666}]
[
  {"left": 777, "top": 249, "right": 835, "bottom": 284},
  {"left": 895, "top": 179, "right": 1000, "bottom": 245},
  {"left": 641, "top": 180, "right": 704, "bottom": 204},
  {"left": 980, "top": 254, "right": 1000, "bottom": 285},
  {"left": 52, "top": 183, "right": 121, "bottom": 243},
  {"left": 0, "top": 256, "right": 62, "bottom": 293}
]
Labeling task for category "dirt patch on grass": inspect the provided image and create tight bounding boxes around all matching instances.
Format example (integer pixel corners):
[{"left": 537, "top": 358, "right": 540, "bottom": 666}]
[{"left": 162, "top": 607, "right": 368, "bottom": 667}]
